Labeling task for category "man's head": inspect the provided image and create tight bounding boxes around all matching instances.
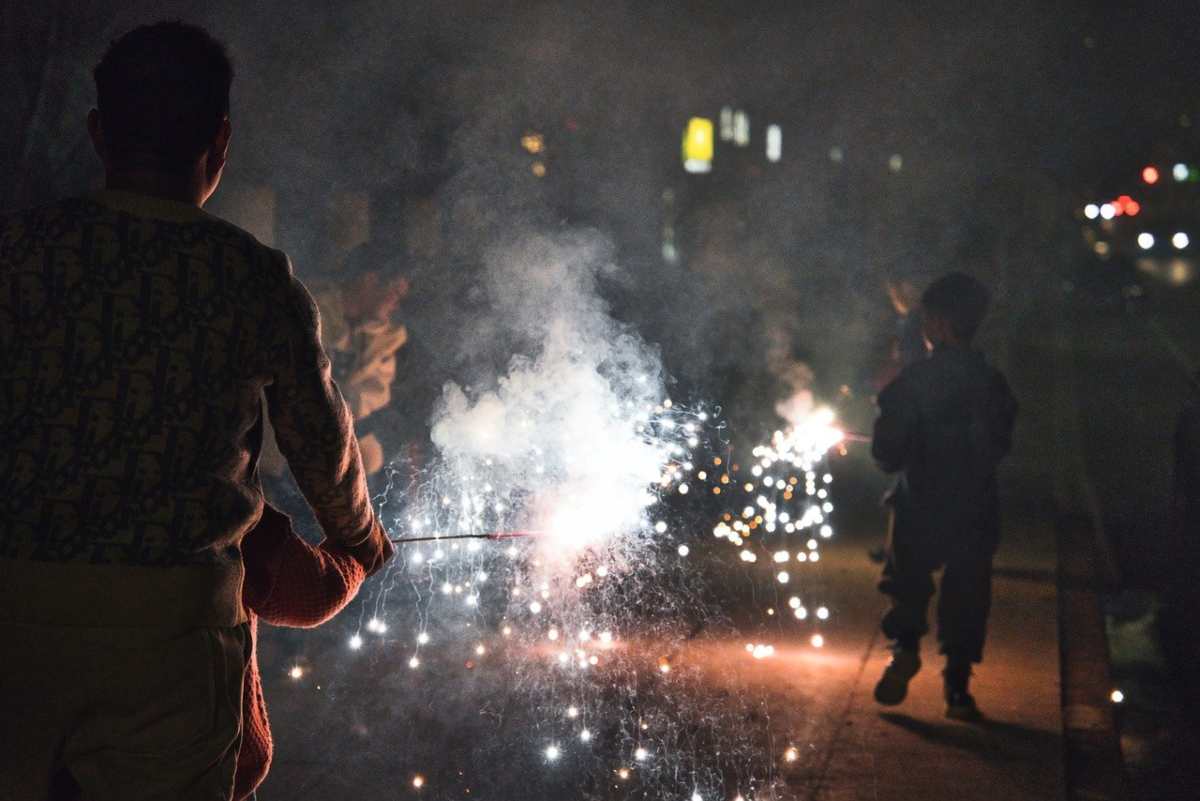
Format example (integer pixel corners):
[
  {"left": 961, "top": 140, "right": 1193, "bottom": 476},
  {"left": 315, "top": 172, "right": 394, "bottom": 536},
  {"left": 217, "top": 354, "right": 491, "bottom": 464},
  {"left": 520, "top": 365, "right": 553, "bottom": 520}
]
[
  {"left": 920, "top": 272, "right": 990, "bottom": 347},
  {"left": 89, "top": 21, "right": 233, "bottom": 205}
]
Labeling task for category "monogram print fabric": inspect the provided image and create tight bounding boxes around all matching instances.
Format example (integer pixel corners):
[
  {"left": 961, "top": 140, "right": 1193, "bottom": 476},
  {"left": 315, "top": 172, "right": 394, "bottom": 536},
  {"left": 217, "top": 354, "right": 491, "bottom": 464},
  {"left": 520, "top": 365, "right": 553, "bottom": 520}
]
[{"left": 0, "top": 196, "right": 374, "bottom": 567}]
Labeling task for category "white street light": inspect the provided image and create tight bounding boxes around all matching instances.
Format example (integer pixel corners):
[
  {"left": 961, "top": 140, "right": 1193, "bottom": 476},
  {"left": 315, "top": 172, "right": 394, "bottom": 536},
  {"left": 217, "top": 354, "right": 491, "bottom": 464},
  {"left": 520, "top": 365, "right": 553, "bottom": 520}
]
[
  {"left": 1099, "top": 203, "right": 1116, "bottom": 220},
  {"left": 1173, "top": 232, "right": 1190, "bottom": 249},
  {"left": 1084, "top": 204, "right": 1100, "bottom": 219},
  {"left": 1174, "top": 163, "right": 1189, "bottom": 182},
  {"left": 1137, "top": 232, "right": 1155, "bottom": 250}
]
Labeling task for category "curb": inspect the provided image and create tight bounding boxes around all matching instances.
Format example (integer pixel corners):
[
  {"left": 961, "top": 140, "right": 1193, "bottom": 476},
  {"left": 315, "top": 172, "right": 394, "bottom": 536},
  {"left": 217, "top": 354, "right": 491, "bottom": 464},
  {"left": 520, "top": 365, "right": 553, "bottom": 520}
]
[
  {"left": 1057, "top": 513, "right": 1128, "bottom": 801},
  {"left": 1052, "top": 304, "right": 1129, "bottom": 801}
]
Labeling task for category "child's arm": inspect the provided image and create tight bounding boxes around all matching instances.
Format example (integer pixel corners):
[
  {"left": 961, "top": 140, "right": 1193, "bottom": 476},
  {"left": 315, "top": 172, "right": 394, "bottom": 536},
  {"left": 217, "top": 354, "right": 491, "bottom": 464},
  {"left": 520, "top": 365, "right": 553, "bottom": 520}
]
[
  {"left": 872, "top": 378, "right": 916, "bottom": 473},
  {"left": 242, "top": 503, "right": 393, "bottom": 628}
]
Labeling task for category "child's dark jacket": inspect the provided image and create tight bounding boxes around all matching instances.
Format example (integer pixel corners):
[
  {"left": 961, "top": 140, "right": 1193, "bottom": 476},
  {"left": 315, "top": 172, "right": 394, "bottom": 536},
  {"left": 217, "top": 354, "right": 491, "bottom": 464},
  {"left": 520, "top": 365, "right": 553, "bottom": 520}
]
[{"left": 872, "top": 345, "right": 1018, "bottom": 556}]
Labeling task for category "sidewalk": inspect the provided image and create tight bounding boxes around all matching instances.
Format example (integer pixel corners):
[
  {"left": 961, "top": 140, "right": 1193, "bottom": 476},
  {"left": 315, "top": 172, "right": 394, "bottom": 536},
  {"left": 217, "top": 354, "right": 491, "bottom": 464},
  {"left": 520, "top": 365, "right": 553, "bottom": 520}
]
[{"left": 747, "top": 496, "right": 1066, "bottom": 801}]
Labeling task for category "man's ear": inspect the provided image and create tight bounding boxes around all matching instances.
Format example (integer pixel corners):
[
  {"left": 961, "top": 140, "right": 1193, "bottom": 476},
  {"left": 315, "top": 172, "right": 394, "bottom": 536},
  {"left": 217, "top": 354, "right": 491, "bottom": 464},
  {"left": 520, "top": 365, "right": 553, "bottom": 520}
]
[
  {"left": 87, "top": 109, "right": 108, "bottom": 165},
  {"left": 207, "top": 116, "right": 232, "bottom": 180}
]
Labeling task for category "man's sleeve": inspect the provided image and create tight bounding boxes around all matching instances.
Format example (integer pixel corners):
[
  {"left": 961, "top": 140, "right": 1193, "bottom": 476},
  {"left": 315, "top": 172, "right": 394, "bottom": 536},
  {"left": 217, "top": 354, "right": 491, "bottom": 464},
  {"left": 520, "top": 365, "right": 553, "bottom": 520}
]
[
  {"left": 252, "top": 531, "right": 372, "bottom": 629},
  {"left": 872, "top": 377, "right": 917, "bottom": 474},
  {"left": 265, "top": 266, "right": 382, "bottom": 560}
]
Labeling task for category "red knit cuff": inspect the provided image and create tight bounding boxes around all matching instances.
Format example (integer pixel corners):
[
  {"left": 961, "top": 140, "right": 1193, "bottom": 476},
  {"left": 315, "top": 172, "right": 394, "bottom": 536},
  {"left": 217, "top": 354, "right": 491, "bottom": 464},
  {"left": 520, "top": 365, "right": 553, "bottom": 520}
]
[{"left": 324, "top": 518, "right": 394, "bottom": 578}]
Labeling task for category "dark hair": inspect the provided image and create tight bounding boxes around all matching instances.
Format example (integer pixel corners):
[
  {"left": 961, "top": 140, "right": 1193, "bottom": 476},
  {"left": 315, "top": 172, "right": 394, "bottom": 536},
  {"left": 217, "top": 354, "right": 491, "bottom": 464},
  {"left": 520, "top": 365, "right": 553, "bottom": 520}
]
[
  {"left": 921, "top": 272, "right": 991, "bottom": 341},
  {"left": 94, "top": 21, "right": 233, "bottom": 171}
]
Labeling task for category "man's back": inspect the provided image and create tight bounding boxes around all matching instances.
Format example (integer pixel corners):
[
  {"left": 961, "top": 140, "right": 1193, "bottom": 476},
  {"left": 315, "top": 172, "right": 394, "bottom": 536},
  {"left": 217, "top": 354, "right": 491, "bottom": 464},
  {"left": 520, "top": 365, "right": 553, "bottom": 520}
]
[{"left": 0, "top": 190, "right": 376, "bottom": 627}]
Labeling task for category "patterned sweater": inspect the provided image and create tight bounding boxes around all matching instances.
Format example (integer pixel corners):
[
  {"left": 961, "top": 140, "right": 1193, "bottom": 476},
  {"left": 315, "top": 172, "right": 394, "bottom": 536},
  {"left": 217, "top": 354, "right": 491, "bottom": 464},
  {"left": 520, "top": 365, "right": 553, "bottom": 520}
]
[{"left": 0, "top": 190, "right": 382, "bottom": 627}]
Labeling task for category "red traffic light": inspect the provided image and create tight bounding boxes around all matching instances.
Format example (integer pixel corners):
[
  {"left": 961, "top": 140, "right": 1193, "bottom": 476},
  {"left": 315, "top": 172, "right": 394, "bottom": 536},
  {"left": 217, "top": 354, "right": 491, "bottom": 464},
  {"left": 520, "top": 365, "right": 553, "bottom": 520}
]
[{"left": 1142, "top": 165, "right": 1160, "bottom": 184}]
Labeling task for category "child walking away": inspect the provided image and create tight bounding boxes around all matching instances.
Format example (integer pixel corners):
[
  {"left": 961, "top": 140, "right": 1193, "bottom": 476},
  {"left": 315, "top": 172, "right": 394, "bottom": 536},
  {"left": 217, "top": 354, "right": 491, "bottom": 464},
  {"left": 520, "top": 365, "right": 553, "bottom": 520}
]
[
  {"left": 234, "top": 503, "right": 393, "bottom": 800},
  {"left": 870, "top": 273, "right": 1018, "bottom": 721}
]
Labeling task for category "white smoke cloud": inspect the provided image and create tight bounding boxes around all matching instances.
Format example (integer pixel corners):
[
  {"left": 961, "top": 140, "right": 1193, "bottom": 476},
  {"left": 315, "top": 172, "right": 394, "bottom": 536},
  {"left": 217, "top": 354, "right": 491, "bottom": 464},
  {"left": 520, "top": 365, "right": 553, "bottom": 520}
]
[{"left": 429, "top": 230, "right": 667, "bottom": 553}]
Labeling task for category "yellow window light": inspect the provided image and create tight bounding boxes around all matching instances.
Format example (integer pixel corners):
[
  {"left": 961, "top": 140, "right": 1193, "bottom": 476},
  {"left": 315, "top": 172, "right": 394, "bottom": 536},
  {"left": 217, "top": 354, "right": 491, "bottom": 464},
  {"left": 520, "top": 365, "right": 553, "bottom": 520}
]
[{"left": 682, "top": 117, "right": 714, "bottom": 174}]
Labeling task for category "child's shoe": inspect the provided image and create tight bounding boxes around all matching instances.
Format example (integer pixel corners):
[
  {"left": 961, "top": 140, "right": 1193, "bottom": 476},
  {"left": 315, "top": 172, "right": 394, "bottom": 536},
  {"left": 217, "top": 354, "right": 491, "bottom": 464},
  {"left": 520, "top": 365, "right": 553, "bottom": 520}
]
[
  {"left": 944, "top": 690, "right": 983, "bottom": 721},
  {"left": 943, "top": 660, "right": 983, "bottom": 721},
  {"left": 874, "top": 648, "right": 921, "bottom": 705}
]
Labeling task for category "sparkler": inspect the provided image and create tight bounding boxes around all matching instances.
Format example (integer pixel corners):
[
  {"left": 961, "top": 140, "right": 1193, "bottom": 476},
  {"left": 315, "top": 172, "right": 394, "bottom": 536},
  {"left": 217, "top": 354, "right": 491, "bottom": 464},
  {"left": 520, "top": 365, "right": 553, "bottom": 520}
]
[{"left": 389, "top": 530, "right": 543, "bottom": 544}]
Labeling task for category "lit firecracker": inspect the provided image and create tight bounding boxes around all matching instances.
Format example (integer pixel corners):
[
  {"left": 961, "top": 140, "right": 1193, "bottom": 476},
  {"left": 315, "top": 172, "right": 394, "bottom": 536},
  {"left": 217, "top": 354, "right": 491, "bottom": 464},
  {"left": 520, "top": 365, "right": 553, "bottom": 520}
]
[
  {"left": 289, "top": 399, "right": 848, "bottom": 800},
  {"left": 343, "top": 398, "right": 773, "bottom": 799}
]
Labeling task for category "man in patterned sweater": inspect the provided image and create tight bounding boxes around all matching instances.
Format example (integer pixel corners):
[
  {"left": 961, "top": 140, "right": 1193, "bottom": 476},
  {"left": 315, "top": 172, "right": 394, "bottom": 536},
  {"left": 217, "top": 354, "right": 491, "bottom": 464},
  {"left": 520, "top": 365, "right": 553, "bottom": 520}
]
[{"left": 0, "top": 21, "right": 393, "bottom": 800}]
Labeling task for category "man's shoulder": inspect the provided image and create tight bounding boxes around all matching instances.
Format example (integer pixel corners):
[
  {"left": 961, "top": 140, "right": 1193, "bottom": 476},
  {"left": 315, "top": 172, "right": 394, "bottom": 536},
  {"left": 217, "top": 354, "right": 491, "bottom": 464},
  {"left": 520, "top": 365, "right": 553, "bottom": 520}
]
[
  {"left": 199, "top": 211, "right": 281, "bottom": 257},
  {"left": 1, "top": 196, "right": 89, "bottom": 234}
]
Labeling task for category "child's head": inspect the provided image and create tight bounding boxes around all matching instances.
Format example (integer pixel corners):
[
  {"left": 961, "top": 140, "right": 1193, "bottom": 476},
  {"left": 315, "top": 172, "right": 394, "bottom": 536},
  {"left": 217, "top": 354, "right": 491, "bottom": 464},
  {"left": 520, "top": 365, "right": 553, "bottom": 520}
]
[{"left": 920, "top": 272, "right": 990, "bottom": 346}]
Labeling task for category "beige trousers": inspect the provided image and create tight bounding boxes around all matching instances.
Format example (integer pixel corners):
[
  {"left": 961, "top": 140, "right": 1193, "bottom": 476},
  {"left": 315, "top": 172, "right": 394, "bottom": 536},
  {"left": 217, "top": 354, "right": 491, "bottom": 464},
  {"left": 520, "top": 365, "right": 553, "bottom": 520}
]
[{"left": 0, "top": 623, "right": 249, "bottom": 801}]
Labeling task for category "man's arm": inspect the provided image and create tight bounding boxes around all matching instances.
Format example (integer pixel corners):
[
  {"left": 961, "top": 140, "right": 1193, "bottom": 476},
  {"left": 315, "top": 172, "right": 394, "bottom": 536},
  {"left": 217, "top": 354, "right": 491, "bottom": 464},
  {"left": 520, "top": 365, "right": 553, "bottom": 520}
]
[
  {"left": 242, "top": 504, "right": 383, "bottom": 628},
  {"left": 872, "top": 378, "right": 917, "bottom": 474},
  {"left": 265, "top": 267, "right": 386, "bottom": 568}
]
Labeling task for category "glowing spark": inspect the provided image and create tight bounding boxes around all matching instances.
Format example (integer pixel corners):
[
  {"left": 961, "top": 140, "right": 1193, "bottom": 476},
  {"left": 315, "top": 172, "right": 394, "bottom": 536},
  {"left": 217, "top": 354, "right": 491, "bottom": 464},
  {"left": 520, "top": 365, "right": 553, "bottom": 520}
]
[
  {"left": 412, "top": 774, "right": 425, "bottom": 789},
  {"left": 288, "top": 665, "right": 303, "bottom": 680},
  {"left": 750, "top": 643, "right": 776, "bottom": 659},
  {"left": 348, "top": 634, "right": 363, "bottom": 650}
]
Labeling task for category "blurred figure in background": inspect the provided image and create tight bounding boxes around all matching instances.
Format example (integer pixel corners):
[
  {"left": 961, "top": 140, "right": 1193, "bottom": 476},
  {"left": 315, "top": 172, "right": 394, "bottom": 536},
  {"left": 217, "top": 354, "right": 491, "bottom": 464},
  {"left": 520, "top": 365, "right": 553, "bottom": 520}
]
[
  {"left": 875, "top": 275, "right": 927, "bottom": 390},
  {"left": 867, "top": 275, "right": 928, "bottom": 563},
  {"left": 310, "top": 238, "right": 412, "bottom": 477}
]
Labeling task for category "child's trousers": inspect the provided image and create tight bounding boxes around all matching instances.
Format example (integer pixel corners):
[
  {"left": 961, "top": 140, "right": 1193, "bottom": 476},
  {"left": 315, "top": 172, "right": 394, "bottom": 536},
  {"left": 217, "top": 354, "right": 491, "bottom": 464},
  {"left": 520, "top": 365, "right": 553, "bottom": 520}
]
[{"left": 878, "top": 521, "right": 995, "bottom": 664}]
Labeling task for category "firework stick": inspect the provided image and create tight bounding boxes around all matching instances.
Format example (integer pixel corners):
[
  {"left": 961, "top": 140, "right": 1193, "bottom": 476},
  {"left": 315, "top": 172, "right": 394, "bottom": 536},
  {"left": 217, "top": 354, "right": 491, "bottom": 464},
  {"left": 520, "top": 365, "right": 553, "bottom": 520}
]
[{"left": 390, "top": 530, "right": 543, "bottom": 544}]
